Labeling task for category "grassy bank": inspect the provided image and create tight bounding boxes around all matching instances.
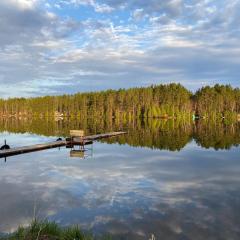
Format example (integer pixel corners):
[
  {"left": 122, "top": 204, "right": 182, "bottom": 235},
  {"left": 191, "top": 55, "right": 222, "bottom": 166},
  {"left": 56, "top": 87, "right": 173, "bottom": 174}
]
[{"left": 0, "top": 220, "right": 111, "bottom": 240}]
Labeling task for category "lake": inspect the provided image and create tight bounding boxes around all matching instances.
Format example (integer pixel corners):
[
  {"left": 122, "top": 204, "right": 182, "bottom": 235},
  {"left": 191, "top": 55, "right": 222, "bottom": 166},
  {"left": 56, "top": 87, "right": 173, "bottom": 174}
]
[{"left": 0, "top": 118, "right": 240, "bottom": 239}]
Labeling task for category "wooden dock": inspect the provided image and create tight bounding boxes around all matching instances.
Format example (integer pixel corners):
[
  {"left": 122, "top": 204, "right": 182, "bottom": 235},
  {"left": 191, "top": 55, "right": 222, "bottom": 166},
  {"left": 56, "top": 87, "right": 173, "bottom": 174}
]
[
  {"left": 0, "top": 131, "right": 126, "bottom": 158},
  {"left": 75, "top": 131, "right": 126, "bottom": 141}
]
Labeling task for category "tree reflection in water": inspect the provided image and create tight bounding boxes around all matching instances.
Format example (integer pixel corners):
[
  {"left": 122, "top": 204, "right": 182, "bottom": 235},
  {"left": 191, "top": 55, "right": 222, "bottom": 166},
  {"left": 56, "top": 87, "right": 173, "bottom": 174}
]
[{"left": 0, "top": 117, "right": 239, "bottom": 151}]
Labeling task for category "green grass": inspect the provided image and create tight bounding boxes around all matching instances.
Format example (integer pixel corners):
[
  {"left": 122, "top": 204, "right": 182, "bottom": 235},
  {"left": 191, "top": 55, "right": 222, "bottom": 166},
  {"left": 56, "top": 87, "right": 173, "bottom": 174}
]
[{"left": 1, "top": 220, "right": 112, "bottom": 240}]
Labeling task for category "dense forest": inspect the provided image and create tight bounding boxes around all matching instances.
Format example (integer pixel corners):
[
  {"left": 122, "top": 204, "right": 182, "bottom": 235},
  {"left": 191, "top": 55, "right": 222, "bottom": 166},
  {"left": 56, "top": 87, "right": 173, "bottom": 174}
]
[{"left": 0, "top": 84, "right": 239, "bottom": 120}]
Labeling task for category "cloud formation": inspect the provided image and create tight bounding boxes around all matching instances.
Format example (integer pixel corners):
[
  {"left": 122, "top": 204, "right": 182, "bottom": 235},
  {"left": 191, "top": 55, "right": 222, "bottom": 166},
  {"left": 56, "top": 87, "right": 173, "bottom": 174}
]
[{"left": 0, "top": 0, "right": 239, "bottom": 97}]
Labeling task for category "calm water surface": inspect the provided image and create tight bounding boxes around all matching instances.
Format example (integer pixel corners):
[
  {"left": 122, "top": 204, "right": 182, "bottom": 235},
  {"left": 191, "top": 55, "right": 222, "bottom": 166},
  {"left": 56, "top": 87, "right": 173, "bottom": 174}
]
[{"left": 0, "top": 119, "right": 240, "bottom": 239}]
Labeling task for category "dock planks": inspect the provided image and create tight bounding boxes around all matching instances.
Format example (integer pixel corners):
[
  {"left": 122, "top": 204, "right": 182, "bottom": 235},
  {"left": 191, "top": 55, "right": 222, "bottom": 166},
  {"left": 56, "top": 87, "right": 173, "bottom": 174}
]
[
  {"left": 75, "top": 131, "right": 126, "bottom": 141},
  {"left": 0, "top": 131, "right": 126, "bottom": 158},
  {"left": 0, "top": 140, "right": 66, "bottom": 158}
]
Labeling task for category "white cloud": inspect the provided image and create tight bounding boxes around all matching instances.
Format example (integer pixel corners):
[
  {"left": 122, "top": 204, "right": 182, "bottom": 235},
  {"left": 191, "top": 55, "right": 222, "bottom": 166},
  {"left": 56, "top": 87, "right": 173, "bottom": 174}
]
[
  {"left": 6, "top": 0, "right": 38, "bottom": 10},
  {"left": 61, "top": 0, "right": 114, "bottom": 13},
  {"left": 132, "top": 8, "right": 145, "bottom": 21},
  {"left": 0, "top": 0, "right": 240, "bottom": 97}
]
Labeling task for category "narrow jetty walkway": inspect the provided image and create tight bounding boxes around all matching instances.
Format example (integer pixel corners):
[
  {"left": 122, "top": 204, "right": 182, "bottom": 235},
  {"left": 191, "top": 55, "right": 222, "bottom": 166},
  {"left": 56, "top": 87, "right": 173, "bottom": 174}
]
[
  {"left": 0, "top": 131, "right": 126, "bottom": 158},
  {"left": 77, "top": 131, "right": 126, "bottom": 141}
]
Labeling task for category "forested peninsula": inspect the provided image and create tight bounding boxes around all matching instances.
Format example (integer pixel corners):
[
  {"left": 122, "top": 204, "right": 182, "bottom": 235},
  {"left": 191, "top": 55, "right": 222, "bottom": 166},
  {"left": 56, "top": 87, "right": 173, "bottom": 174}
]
[{"left": 0, "top": 84, "right": 240, "bottom": 120}]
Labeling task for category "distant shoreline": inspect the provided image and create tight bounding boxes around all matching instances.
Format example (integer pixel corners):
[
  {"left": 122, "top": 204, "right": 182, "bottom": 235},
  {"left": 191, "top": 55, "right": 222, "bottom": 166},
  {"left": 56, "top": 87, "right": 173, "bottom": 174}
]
[{"left": 0, "top": 83, "right": 239, "bottom": 121}]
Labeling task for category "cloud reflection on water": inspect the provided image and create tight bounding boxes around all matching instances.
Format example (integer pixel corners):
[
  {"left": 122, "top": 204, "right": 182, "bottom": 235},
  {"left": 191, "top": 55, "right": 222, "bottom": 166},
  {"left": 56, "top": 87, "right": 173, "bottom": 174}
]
[{"left": 0, "top": 133, "right": 239, "bottom": 239}]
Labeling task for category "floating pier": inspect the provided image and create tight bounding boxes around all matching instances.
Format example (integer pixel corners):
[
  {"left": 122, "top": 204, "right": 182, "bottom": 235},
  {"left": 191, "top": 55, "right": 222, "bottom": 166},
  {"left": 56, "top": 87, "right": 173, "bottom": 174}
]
[{"left": 0, "top": 131, "right": 126, "bottom": 158}]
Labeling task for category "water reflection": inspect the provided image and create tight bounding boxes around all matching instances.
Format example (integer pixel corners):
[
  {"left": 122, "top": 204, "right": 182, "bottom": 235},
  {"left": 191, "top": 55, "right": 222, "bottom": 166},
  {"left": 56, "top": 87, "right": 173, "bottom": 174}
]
[
  {"left": 0, "top": 117, "right": 240, "bottom": 150},
  {"left": 0, "top": 119, "right": 239, "bottom": 239}
]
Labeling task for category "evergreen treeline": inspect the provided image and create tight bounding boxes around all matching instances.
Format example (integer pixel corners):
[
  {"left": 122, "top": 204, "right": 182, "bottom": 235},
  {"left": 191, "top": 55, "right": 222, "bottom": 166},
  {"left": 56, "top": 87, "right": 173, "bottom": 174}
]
[
  {"left": 194, "top": 85, "right": 240, "bottom": 120},
  {"left": 0, "top": 84, "right": 239, "bottom": 120}
]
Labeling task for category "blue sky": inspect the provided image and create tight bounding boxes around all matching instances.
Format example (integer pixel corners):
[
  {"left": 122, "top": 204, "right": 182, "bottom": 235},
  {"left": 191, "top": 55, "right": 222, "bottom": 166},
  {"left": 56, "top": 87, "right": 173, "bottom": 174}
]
[{"left": 0, "top": 0, "right": 240, "bottom": 98}]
